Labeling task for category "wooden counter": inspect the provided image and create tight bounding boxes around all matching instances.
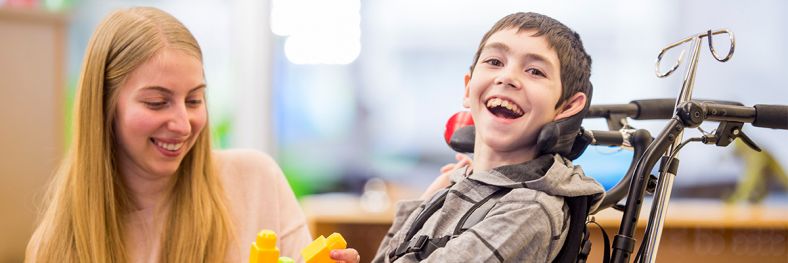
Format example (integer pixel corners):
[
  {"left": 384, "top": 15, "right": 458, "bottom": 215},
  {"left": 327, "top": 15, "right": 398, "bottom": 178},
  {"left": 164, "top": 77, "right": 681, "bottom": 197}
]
[{"left": 303, "top": 196, "right": 788, "bottom": 263}]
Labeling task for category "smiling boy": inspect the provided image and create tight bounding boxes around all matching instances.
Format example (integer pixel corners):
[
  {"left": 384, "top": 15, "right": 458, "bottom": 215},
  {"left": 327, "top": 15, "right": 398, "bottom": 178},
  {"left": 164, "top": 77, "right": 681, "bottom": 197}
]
[{"left": 372, "top": 12, "right": 605, "bottom": 262}]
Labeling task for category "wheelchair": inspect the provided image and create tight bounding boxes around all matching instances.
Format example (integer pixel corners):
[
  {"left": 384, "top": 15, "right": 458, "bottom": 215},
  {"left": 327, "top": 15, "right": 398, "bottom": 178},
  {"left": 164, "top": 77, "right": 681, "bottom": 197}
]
[{"left": 444, "top": 29, "right": 788, "bottom": 263}]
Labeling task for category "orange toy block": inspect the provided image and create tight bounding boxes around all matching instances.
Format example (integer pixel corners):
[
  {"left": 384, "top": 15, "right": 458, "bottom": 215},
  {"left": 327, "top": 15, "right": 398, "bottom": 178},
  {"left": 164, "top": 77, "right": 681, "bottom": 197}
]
[
  {"left": 301, "top": 232, "right": 347, "bottom": 263},
  {"left": 250, "top": 230, "right": 280, "bottom": 263}
]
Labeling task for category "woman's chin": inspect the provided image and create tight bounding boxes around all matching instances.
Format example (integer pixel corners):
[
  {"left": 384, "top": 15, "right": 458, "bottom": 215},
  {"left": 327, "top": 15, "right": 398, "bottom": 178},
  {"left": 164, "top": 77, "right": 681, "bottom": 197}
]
[{"left": 147, "top": 163, "right": 180, "bottom": 178}]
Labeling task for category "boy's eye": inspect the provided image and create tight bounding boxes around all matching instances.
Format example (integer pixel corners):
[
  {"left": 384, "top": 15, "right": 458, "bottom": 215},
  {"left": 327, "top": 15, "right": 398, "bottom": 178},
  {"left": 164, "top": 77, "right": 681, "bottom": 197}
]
[
  {"left": 526, "top": 68, "right": 545, "bottom": 77},
  {"left": 483, "top": 58, "right": 503, "bottom": 67}
]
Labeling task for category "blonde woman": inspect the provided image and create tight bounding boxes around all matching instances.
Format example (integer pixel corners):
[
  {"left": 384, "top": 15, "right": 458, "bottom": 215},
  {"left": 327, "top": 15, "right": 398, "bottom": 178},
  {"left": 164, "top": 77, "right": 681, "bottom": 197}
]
[{"left": 25, "top": 7, "right": 359, "bottom": 262}]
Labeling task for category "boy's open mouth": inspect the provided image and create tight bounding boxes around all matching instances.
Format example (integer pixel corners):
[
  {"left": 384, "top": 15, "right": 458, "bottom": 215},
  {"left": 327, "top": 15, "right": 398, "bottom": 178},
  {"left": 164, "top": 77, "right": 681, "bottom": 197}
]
[{"left": 485, "top": 97, "right": 524, "bottom": 119}]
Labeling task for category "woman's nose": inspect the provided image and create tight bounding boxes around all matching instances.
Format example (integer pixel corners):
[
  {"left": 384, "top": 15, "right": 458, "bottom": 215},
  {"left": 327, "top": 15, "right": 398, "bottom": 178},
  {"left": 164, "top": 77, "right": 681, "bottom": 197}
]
[{"left": 166, "top": 104, "right": 191, "bottom": 136}]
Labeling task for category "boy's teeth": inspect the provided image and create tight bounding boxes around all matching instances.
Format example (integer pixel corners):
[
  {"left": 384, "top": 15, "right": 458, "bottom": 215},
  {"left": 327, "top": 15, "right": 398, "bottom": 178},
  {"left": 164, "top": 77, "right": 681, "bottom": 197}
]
[
  {"left": 485, "top": 97, "right": 523, "bottom": 115},
  {"left": 487, "top": 98, "right": 501, "bottom": 107}
]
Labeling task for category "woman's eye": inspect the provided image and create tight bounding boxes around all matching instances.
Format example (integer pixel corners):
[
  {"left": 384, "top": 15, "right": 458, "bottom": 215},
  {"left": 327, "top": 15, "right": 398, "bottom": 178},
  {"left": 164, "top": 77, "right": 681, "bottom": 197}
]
[
  {"left": 144, "top": 101, "right": 167, "bottom": 109},
  {"left": 526, "top": 68, "right": 545, "bottom": 77},
  {"left": 484, "top": 58, "right": 503, "bottom": 67},
  {"left": 186, "top": 99, "right": 203, "bottom": 107}
]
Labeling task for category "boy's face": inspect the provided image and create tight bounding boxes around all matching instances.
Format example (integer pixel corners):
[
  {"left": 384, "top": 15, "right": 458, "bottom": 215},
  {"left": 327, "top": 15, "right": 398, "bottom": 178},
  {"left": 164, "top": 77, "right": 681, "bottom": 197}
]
[{"left": 463, "top": 28, "right": 563, "bottom": 157}]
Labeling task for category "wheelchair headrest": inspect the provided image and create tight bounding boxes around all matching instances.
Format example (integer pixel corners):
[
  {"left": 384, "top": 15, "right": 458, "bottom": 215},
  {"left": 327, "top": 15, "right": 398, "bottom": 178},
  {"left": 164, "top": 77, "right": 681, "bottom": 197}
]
[{"left": 536, "top": 84, "right": 593, "bottom": 159}]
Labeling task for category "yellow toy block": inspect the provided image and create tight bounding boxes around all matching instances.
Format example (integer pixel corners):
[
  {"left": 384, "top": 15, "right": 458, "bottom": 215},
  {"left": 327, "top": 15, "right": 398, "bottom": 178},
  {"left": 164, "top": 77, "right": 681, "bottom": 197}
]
[
  {"left": 250, "top": 230, "right": 280, "bottom": 263},
  {"left": 301, "top": 232, "right": 347, "bottom": 263}
]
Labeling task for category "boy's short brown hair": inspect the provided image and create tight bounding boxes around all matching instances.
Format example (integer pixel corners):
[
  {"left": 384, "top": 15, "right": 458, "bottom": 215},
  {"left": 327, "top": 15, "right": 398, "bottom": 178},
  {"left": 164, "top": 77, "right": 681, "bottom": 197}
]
[{"left": 470, "top": 12, "right": 592, "bottom": 109}]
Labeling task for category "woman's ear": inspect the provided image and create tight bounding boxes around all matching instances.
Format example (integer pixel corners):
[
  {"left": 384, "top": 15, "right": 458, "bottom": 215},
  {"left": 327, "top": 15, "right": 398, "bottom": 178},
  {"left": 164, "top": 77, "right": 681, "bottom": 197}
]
[
  {"left": 462, "top": 72, "right": 471, "bottom": 108},
  {"left": 553, "top": 92, "right": 587, "bottom": 121}
]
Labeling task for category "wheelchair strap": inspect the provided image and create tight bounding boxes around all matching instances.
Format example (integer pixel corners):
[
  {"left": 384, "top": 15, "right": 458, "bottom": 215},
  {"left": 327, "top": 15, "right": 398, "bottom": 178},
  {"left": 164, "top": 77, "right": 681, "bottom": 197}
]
[
  {"left": 578, "top": 217, "right": 611, "bottom": 263},
  {"left": 553, "top": 195, "right": 590, "bottom": 263},
  {"left": 388, "top": 187, "right": 450, "bottom": 261},
  {"left": 454, "top": 188, "right": 509, "bottom": 235},
  {"left": 389, "top": 188, "right": 510, "bottom": 262}
]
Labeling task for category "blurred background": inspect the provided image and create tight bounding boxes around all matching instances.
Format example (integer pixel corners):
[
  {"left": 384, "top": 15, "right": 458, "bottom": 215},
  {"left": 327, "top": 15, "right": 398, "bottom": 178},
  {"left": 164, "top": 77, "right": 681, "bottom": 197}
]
[{"left": 1, "top": 0, "right": 786, "bottom": 262}]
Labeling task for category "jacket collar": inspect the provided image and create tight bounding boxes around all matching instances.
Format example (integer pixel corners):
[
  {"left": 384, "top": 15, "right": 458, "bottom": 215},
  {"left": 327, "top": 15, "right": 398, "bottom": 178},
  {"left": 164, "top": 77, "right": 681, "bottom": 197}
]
[{"left": 450, "top": 154, "right": 557, "bottom": 188}]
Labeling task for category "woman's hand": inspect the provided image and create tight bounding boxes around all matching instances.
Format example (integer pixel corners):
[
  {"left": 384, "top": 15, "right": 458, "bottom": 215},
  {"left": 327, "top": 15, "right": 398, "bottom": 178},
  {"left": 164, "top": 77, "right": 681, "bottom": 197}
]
[
  {"left": 330, "top": 248, "right": 360, "bottom": 263},
  {"left": 419, "top": 153, "right": 472, "bottom": 200}
]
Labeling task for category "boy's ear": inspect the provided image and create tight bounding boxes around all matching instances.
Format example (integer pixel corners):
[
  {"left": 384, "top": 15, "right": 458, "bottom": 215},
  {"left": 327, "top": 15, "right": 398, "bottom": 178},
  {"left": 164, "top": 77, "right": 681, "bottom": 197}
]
[
  {"left": 553, "top": 92, "right": 587, "bottom": 121},
  {"left": 462, "top": 72, "right": 472, "bottom": 108}
]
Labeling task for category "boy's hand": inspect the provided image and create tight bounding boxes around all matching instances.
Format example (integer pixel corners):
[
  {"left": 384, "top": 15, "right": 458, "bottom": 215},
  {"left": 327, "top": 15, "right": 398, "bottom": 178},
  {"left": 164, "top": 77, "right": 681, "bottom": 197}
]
[
  {"left": 420, "top": 153, "right": 472, "bottom": 200},
  {"left": 330, "top": 248, "right": 360, "bottom": 263}
]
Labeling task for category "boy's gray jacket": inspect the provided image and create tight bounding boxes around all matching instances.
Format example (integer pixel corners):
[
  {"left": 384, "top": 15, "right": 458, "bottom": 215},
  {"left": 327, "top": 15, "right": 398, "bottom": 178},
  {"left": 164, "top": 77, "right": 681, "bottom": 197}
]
[{"left": 372, "top": 154, "right": 605, "bottom": 263}]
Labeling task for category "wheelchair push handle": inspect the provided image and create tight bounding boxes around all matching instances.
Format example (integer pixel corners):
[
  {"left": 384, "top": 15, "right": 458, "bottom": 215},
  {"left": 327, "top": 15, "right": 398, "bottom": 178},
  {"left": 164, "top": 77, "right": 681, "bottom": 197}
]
[
  {"left": 588, "top": 99, "right": 679, "bottom": 120},
  {"left": 753, "top": 104, "right": 788, "bottom": 130},
  {"left": 588, "top": 98, "right": 743, "bottom": 130},
  {"left": 584, "top": 130, "right": 624, "bottom": 146},
  {"left": 676, "top": 101, "right": 788, "bottom": 130},
  {"left": 588, "top": 98, "right": 746, "bottom": 120}
]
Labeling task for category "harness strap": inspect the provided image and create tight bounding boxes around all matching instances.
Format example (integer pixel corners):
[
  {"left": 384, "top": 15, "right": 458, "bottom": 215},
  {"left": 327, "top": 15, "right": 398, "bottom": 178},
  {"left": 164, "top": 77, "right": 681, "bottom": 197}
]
[
  {"left": 578, "top": 217, "right": 610, "bottom": 263},
  {"left": 454, "top": 188, "right": 510, "bottom": 235},
  {"left": 401, "top": 188, "right": 450, "bottom": 243},
  {"left": 389, "top": 188, "right": 450, "bottom": 262},
  {"left": 389, "top": 188, "right": 510, "bottom": 262},
  {"left": 553, "top": 196, "right": 590, "bottom": 263}
]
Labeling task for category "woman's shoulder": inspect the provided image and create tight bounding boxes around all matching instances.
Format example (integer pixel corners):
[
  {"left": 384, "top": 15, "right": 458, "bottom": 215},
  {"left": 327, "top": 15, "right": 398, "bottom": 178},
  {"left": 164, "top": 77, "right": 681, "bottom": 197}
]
[
  {"left": 213, "top": 149, "right": 284, "bottom": 183},
  {"left": 214, "top": 148, "right": 278, "bottom": 170},
  {"left": 214, "top": 148, "right": 275, "bottom": 162}
]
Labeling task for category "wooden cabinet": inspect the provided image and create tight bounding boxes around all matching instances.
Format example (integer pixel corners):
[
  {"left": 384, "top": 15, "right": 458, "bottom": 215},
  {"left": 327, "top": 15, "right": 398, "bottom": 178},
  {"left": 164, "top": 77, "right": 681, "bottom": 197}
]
[{"left": 0, "top": 7, "right": 66, "bottom": 262}]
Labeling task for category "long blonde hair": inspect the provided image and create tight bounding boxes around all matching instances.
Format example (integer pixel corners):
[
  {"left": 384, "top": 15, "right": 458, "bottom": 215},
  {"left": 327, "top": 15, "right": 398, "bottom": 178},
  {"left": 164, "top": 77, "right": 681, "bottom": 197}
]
[{"left": 27, "top": 7, "right": 234, "bottom": 262}]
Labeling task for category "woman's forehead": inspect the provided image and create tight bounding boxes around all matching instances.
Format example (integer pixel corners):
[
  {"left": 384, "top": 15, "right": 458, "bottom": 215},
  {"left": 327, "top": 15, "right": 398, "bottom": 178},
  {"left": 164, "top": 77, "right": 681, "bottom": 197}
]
[{"left": 123, "top": 48, "right": 205, "bottom": 93}]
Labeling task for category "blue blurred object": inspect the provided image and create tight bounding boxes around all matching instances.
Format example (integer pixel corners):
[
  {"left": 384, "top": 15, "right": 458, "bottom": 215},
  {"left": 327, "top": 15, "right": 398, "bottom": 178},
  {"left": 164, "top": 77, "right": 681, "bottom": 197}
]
[{"left": 574, "top": 146, "right": 634, "bottom": 191}]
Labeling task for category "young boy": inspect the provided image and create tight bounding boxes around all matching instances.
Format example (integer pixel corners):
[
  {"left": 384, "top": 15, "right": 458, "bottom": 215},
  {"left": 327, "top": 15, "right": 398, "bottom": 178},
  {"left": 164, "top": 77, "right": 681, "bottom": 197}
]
[{"left": 371, "top": 12, "right": 605, "bottom": 262}]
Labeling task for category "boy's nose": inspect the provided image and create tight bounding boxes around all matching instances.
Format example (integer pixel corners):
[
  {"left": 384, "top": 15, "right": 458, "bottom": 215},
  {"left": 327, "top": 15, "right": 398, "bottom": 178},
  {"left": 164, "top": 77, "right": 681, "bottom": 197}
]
[
  {"left": 494, "top": 67, "right": 521, "bottom": 89},
  {"left": 495, "top": 79, "right": 518, "bottom": 89}
]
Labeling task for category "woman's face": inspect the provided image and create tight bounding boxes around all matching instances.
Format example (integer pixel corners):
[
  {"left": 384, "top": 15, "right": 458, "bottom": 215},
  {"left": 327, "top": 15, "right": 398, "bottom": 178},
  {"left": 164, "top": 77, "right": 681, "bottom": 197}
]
[{"left": 114, "top": 48, "right": 207, "bottom": 179}]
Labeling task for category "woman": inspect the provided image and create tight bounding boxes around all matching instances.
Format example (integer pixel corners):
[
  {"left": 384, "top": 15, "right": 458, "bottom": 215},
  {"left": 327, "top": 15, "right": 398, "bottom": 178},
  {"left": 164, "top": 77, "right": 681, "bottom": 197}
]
[{"left": 26, "top": 7, "right": 359, "bottom": 262}]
